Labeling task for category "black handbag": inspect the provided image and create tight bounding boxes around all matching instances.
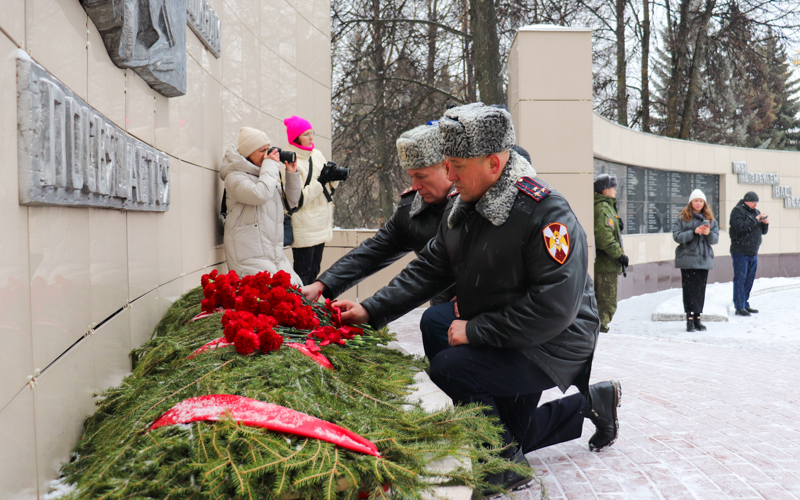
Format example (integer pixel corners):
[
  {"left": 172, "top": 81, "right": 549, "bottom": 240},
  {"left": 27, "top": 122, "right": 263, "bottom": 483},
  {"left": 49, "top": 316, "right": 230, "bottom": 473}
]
[{"left": 282, "top": 158, "right": 314, "bottom": 247}]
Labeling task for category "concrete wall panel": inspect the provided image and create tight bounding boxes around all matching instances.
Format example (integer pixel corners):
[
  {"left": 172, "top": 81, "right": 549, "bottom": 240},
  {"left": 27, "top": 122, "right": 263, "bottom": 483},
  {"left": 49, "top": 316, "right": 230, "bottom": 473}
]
[{"left": 1, "top": 0, "right": 332, "bottom": 492}]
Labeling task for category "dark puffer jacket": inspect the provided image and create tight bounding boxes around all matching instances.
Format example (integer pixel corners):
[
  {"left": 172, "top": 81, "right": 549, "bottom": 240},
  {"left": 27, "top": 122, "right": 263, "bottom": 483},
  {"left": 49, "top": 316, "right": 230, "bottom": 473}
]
[
  {"left": 316, "top": 189, "right": 454, "bottom": 303},
  {"left": 729, "top": 200, "right": 769, "bottom": 256},
  {"left": 361, "top": 154, "right": 599, "bottom": 392}
]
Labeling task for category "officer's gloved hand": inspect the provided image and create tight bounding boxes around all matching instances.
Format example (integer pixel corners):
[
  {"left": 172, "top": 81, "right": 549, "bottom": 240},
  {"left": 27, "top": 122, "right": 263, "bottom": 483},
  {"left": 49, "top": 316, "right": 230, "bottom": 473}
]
[{"left": 618, "top": 254, "right": 629, "bottom": 267}]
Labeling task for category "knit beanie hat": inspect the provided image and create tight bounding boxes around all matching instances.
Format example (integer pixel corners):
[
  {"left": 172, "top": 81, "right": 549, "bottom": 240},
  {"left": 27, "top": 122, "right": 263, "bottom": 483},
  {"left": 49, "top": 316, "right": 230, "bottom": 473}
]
[
  {"left": 438, "top": 102, "right": 515, "bottom": 158},
  {"left": 237, "top": 127, "right": 270, "bottom": 158},
  {"left": 284, "top": 115, "right": 314, "bottom": 151},
  {"left": 396, "top": 124, "right": 445, "bottom": 170},
  {"left": 689, "top": 189, "right": 706, "bottom": 203},
  {"left": 743, "top": 191, "right": 759, "bottom": 202},
  {"left": 594, "top": 173, "right": 618, "bottom": 193}
]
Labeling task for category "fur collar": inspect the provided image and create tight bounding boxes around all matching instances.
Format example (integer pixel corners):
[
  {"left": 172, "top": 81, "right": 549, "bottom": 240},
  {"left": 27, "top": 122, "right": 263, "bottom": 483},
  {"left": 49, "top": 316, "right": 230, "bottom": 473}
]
[
  {"left": 409, "top": 192, "right": 428, "bottom": 218},
  {"left": 447, "top": 151, "right": 537, "bottom": 229}
]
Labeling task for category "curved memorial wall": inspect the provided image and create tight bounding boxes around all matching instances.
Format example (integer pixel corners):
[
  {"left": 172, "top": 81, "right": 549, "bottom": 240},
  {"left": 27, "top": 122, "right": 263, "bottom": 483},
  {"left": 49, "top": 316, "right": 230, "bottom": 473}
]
[
  {"left": 0, "top": 1, "right": 332, "bottom": 497},
  {"left": 593, "top": 114, "right": 800, "bottom": 300}
]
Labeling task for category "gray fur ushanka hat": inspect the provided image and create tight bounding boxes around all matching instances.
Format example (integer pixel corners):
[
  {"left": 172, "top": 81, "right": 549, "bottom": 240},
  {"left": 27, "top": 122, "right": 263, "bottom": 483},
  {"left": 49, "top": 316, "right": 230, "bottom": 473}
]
[
  {"left": 594, "top": 173, "right": 618, "bottom": 193},
  {"left": 438, "top": 102, "right": 516, "bottom": 158},
  {"left": 395, "top": 124, "right": 445, "bottom": 170}
]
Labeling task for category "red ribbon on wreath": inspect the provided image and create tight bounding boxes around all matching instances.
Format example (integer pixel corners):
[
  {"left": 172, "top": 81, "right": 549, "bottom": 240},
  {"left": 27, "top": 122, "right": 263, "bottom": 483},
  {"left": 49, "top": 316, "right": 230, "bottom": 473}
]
[{"left": 150, "top": 394, "right": 380, "bottom": 457}]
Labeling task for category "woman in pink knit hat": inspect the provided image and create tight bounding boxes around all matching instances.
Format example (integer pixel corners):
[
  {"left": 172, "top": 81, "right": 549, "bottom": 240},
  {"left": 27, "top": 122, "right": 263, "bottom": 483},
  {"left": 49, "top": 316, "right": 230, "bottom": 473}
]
[{"left": 282, "top": 116, "right": 339, "bottom": 285}]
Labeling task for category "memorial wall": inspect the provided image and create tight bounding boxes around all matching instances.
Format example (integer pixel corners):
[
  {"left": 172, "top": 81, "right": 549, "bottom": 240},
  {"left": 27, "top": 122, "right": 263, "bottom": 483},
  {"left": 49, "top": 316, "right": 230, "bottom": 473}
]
[
  {"left": 594, "top": 159, "right": 720, "bottom": 235},
  {"left": 593, "top": 114, "right": 800, "bottom": 299},
  {"left": 0, "top": 0, "right": 332, "bottom": 497}
]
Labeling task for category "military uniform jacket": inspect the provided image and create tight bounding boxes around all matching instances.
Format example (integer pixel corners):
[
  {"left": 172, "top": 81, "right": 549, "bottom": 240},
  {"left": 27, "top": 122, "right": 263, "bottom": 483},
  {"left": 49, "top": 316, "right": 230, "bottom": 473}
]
[
  {"left": 361, "top": 152, "right": 599, "bottom": 392},
  {"left": 593, "top": 193, "right": 624, "bottom": 274},
  {"left": 316, "top": 189, "right": 454, "bottom": 303}
]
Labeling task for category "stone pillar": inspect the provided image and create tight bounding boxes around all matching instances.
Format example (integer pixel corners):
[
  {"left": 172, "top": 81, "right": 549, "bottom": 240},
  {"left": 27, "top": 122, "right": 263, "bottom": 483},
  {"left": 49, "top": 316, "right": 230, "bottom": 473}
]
[{"left": 507, "top": 25, "right": 595, "bottom": 265}]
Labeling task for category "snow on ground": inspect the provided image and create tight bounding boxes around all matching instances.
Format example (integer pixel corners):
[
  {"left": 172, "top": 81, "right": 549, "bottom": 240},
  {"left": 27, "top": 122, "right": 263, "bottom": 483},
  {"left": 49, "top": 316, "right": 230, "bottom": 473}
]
[
  {"left": 389, "top": 278, "right": 800, "bottom": 499},
  {"left": 608, "top": 277, "right": 800, "bottom": 356}
]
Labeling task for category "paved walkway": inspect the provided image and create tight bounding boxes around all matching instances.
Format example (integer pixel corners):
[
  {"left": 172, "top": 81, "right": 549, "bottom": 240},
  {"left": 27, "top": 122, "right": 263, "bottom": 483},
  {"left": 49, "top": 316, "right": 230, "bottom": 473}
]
[{"left": 388, "top": 298, "right": 800, "bottom": 500}]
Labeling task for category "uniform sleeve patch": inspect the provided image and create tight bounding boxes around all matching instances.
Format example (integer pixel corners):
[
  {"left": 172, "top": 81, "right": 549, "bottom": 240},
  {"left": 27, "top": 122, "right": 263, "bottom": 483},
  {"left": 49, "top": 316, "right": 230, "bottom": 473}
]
[
  {"left": 543, "top": 222, "right": 570, "bottom": 265},
  {"left": 516, "top": 176, "right": 551, "bottom": 201},
  {"left": 606, "top": 216, "right": 615, "bottom": 227}
]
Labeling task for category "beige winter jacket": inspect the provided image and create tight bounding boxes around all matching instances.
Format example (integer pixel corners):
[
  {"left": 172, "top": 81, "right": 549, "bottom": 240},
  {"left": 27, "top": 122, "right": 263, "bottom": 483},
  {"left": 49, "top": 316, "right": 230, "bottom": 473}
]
[
  {"left": 283, "top": 144, "right": 338, "bottom": 248},
  {"left": 220, "top": 148, "right": 302, "bottom": 284}
]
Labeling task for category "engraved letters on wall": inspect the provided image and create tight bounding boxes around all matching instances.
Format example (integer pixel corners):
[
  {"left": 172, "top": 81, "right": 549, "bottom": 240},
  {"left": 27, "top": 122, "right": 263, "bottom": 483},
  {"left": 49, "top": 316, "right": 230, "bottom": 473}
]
[{"left": 17, "top": 54, "right": 170, "bottom": 212}]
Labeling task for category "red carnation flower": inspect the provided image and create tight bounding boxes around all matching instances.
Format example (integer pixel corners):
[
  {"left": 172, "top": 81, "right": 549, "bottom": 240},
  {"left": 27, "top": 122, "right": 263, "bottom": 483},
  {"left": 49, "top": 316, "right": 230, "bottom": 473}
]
[
  {"left": 200, "top": 298, "right": 215, "bottom": 314},
  {"left": 271, "top": 270, "right": 293, "bottom": 289},
  {"left": 258, "top": 327, "right": 283, "bottom": 353},
  {"left": 221, "top": 309, "right": 237, "bottom": 327},
  {"left": 233, "top": 329, "right": 259, "bottom": 355}
]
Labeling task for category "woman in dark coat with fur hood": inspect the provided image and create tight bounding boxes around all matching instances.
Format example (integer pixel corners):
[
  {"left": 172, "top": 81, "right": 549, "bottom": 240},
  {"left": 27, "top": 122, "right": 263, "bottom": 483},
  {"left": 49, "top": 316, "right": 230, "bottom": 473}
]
[{"left": 672, "top": 189, "right": 719, "bottom": 332}]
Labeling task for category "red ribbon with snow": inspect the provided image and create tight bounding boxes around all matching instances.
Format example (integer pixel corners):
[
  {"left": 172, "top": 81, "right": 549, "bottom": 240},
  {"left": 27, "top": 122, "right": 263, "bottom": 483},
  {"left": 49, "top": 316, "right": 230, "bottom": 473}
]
[
  {"left": 150, "top": 395, "right": 380, "bottom": 457},
  {"left": 188, "top": 337, "right": 335, "bottom": 370}
]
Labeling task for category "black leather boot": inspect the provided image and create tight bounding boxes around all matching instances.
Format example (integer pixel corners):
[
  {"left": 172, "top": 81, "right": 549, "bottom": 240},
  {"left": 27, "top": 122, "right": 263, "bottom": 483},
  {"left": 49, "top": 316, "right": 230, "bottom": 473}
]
[
  {"left": 686, "top": 313, "right": 696, "bottom": 332},
  {"left": 480, "top": 446, "right": 534, "bottom": 498},
  {"left": 694, "top": 315, "right": 707, "bottom": 331},
  {"left": 587, "top": 380, "right": 622, "bottom": 452}
]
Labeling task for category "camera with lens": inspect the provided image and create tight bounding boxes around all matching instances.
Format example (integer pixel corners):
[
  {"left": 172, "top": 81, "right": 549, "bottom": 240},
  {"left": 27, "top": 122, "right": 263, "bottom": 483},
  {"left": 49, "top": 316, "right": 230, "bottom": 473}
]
[
  {"left": 319, "top": 161, "right": 350, "bottom": 184},
  {"left": 267, "top": 147, "right": 296, "bottom": 164}
]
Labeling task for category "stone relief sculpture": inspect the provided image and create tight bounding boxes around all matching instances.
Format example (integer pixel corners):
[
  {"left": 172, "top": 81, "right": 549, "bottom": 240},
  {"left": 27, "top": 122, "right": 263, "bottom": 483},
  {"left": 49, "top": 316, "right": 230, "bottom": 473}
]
[{"left": 81, "top": 0, "right": 187, "bottom": 97}]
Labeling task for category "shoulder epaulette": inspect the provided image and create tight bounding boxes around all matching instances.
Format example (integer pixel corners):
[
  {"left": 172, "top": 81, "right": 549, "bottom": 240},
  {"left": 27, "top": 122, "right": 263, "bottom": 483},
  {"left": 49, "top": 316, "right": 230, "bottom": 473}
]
[
  {"left": 447, "top": 188, "right": 460, "bottom": 198},
  {"left": 515, "top": 176, "right": 551, "bottom": 202},
  {"left": 400, "top": 187, "right": 417, "bottom": 198}
]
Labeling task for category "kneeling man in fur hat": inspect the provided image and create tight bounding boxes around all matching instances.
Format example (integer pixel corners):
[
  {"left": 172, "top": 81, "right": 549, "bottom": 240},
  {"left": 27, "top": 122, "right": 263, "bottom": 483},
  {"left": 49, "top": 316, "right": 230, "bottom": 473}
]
[{"left": 335, "top": 103, "right": 620, "bottom": 496}]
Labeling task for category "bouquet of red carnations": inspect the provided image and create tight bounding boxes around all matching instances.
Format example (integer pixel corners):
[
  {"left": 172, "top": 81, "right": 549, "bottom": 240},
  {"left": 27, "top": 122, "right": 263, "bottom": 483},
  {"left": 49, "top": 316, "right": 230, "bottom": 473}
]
[{"left": 197, "top": 269, "right": 380, "bottom": 361}]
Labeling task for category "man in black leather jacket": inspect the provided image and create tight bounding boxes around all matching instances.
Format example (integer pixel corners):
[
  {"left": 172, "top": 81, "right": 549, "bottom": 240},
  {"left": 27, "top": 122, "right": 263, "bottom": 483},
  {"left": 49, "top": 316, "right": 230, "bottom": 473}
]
[
  {"left": 335, "top": 103, "right": 621, "bottom": 495},
  {"left": 300, "top": 123, "right": 454, "bottom": 304}
]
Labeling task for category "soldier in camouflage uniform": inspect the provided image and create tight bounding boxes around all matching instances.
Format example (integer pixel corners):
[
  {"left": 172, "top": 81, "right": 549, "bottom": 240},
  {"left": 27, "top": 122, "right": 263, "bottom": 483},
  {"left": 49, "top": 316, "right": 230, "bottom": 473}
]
[{"left": 593, "top": 174, "right": 627, "bottom": 333}]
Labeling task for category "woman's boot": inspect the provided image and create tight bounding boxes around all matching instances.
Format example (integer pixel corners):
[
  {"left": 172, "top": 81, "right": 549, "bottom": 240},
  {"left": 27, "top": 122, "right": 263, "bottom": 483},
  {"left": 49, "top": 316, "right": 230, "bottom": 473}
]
[
  {"left": 686, "top": 313, "right": 696, "bottom": 332},
  {"left": 694, "top": 314, "right": 707, "bottom": 331}
]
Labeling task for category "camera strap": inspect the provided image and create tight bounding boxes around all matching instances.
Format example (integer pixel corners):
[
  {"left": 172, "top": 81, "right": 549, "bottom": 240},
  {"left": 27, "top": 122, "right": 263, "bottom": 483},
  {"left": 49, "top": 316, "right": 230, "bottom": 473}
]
[
  {"left": 283, "top": 157, "right": 314, "bottom": 215},
  {"left": 322, "top": 184, "right": 335, "bottom": 203}
]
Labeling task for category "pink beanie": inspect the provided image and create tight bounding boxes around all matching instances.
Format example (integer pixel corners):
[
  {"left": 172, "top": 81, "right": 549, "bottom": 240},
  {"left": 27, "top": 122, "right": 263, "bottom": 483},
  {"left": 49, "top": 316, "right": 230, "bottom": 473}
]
[{"left": 284, "top": 115, "right": 314, "bottom": 151}]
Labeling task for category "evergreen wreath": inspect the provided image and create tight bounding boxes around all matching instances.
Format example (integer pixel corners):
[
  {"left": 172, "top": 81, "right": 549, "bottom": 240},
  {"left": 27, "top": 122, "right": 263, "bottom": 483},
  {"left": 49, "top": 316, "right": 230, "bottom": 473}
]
[{"left": 50, "top": 272, "right": 538, "bottom": 499}]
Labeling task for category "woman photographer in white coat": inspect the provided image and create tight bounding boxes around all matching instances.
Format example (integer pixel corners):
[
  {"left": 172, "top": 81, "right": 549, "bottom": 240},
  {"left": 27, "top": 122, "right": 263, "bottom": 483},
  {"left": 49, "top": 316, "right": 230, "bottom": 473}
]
[{"left": 219, "top": 127, "right": 303, "bottom": 285}]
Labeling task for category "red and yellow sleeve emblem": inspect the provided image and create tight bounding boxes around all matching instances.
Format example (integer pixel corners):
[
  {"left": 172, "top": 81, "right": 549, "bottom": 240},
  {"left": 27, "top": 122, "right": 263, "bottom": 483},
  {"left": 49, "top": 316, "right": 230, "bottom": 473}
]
[{"left": 543, "top": 222, "right": 570, "bottom": 265}]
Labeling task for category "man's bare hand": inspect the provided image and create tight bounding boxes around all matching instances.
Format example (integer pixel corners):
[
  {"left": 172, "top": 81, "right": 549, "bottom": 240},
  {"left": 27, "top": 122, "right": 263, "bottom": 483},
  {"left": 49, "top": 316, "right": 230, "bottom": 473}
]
[
  {"left": 301, "top": 281, "right": 326, "bottom": 301},
  {"left": 448, "top": 319, "right": 469, "bottom": 346},
  {"left": 332, "top": 300, "right": 370, "bottom": 325}
]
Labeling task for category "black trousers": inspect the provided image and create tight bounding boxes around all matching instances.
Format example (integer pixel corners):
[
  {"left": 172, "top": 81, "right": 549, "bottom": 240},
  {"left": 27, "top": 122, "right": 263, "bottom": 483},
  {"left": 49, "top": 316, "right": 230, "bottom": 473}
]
[
  {"left": 681, "top": 268, "right": 709, "bottom": 315},
  {"left": 421, "top": 302, "right": 587, "bottom": 453},
  {"left": 292, "top": 243, "right": 325, "bottom": 286}
]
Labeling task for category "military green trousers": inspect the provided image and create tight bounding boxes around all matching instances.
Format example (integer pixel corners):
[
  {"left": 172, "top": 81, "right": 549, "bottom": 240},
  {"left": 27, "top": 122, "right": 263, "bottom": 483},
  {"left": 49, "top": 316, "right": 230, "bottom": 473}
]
[{"left": 594, "top": 271, "right": 618, "bottom": 333}]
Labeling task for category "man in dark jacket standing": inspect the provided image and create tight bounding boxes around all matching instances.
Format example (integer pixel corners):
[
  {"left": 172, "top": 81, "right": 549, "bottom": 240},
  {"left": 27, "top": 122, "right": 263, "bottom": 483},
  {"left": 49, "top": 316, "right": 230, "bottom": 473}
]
[
  {"left": 300, "top": 123, "right": 454, "bottom": 303},
  {"left": 334, "top": 103, "right": 621, "bottom": 496},
  {"left": 730, "top": 191, "right": 769, "bottom": 316},
  {"left": 593, "top": 174, "right": 627, "bottom": 332}
]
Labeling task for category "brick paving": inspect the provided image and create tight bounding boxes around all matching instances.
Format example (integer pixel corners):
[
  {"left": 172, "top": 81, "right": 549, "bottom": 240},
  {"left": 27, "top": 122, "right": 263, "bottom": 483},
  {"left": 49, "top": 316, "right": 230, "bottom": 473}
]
[{"left": 388, "top": 309, "right": 800, "bottom": 500}]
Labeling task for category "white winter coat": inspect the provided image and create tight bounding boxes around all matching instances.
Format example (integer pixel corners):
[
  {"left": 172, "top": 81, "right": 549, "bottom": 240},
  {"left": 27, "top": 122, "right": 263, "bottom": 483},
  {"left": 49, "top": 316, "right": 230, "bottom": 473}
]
[
  {"left": 220, "top": 148, "right": 303, "bottom": 284},
  {"left": 283, "top": 144, "right": 338, "bottom": 248}
]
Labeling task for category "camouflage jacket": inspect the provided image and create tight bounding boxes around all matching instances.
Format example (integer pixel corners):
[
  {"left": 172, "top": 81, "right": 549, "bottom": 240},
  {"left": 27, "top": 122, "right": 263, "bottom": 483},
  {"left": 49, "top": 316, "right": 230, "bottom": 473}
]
[{"left": 593, "top": 193, "right": 623, "bottom": 274}]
